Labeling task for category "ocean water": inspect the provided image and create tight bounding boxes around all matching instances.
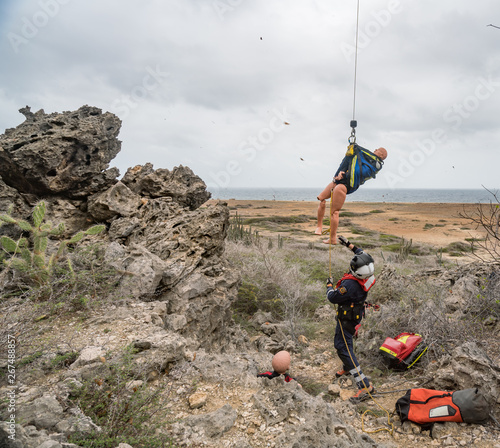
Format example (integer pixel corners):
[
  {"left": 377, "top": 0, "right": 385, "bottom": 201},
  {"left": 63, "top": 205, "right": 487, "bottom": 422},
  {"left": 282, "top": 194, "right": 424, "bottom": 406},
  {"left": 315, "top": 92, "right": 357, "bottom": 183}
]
[{"left": 209, "top": 187, "right": 498, "bottom": 203}]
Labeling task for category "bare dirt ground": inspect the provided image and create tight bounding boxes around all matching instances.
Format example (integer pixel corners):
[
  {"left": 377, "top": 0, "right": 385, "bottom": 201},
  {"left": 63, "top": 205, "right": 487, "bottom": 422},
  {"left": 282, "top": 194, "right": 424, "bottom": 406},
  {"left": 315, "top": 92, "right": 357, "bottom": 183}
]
[{"left": 209, "top": 199, "right": 485, "bottom": 250}]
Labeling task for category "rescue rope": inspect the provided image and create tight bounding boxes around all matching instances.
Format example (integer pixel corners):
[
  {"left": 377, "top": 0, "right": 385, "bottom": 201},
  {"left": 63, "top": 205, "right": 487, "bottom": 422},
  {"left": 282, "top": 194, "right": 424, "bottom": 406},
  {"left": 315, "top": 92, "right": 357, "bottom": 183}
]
[
  {"left": 349, "top": 0, "right": 361, "bottom": 144},
  {"left": 328, "top": 190, "right": 333, "bottom": 278},
  {"left": 328, "top": 191, "right": 395, "bottom": 436},
  {"left": 352, "top": 0, "right": 360, "bottom": 124}
]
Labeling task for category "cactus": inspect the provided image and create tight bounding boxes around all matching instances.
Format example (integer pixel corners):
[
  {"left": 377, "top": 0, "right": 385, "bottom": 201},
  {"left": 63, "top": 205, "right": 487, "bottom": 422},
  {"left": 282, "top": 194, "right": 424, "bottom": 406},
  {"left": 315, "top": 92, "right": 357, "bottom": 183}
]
[
  {"left": 277, "top": 234, "right": 284, "bottom": 249},
  {"left": 0, "top": 201, "right": 105, "bottom": 285},
  {"left": 397, "top": 237, "right": 413, "bottom": 262}
]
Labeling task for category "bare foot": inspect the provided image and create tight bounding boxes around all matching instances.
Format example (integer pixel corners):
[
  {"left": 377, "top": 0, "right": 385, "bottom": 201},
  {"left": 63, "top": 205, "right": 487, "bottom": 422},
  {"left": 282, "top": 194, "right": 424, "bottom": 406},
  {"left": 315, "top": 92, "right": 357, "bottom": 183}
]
[
  {"left": 322, "top": 239, "right": 337, "bottom": 245},
  {"left": 314, "top": 227, "right": 322, "bottom": 235}
]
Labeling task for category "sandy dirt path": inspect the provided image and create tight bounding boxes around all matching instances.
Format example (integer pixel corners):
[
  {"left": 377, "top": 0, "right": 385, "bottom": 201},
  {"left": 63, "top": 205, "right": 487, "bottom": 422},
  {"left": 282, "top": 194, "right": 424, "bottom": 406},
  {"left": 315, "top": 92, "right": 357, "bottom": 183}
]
[{"left": 208, "top": 199, "right": 486, "bottom": 248}]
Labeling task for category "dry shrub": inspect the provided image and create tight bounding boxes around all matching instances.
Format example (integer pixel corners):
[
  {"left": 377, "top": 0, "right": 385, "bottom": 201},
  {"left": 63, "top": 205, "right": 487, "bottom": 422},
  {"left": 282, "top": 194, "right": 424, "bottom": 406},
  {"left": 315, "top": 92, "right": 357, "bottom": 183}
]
[
  {"left": 459, "top": 188, "right": 500, "bottom": 262},
  {"left": 358, "top": 272, "right": 500, "bottom": 370},
  {"left": 226, "top": 239, "right": 350, "bottom": 339}
]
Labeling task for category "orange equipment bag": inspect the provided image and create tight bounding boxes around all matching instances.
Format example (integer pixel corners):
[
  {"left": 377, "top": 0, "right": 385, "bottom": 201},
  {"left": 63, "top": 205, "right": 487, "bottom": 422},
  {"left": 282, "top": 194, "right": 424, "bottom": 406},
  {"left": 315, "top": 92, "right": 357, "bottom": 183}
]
[{"left": 395, "top": 388, "right": 490, "bottom": 425}]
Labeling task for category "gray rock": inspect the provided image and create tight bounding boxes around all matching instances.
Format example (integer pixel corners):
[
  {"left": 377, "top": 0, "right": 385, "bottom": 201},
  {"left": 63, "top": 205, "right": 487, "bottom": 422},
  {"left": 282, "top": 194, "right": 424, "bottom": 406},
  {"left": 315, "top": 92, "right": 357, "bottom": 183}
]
[
  {"left": 430, "top": 341, "right": 500, "bottom": 407},
  {"left": 431, "top": 422, "right": 460, "bottom": 439},
  {"left": 42, "top": 197, "right": 89, "bottom": 236},
  {"left": 122, "top": 163, "right": 210, "bottom": 210},
  {"left": 38, "top": 441, "right": 63, "bottom": 448},
  {"left": 132, "top": 340, "right": 152, "bottom": 352},
  {"left": 250, "top": 311, "right": 275, "bottom": 328},
  {"left": 0, "top": 421, "right": 26, "bottom": 448},
  {"left": 57, "top": 378, "right": 84, "bottom": 401},
  {"left": 180, "top": 404, "right": 237, "bottom": 438},
  {"left": 0, "top": 175, "right": 31, "bottom": 216},
  {"left": 108, "top": 216, "right": 142, "bottom": 240},
  {"left": 128, "top": 331, "right": 189, "bottom": 374},
  {"left": 55, "top": 407, "right": 100, "bottom": 437},
  {"left": 88, "top": 181, "right": 142, "bottom": 221},
  {"left": 104, "top": 242, "right": 167, "bottom": 299},
  {"left": 0, "top": 105, "right": 121, "bottom": 198},
  {"left": 17, "top": 394, "right": 64, "bottom": 430},
  {"left": 164, "top": 314, "right": 187, "bottom": 332},
  {"left": 70, "top": 346, "right": 106, "bottom": 369},
  {"left": 185, "top": 352, "right": 261, "bottom": 386},
  {"left": 251, "top": 380, "right": 384, "bottom": 448}
]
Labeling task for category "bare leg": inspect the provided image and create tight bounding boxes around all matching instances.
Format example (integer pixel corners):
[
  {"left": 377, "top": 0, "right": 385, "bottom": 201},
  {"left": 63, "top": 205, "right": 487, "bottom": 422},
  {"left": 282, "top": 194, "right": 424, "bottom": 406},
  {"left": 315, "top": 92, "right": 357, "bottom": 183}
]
[
  {"left": 315, "top": 182, "right": 334, "bottom": 234},
  {"left": 323, "top": 184, "right": 347, "bottom": 244}
]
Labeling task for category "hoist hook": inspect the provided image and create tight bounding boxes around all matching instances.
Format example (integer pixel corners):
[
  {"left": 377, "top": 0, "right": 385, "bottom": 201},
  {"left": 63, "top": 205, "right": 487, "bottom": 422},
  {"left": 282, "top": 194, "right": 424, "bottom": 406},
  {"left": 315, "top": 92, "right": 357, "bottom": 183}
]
[{"left": 349, "top": 120, "right": 357, "bottom": 144}]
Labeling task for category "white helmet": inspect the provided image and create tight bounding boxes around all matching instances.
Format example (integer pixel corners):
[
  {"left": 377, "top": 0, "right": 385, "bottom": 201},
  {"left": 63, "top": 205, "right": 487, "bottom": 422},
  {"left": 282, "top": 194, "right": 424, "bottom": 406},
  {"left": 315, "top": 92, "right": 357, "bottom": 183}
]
[{"left": 350, "top": 252, "right": 375, "bottom": 279}]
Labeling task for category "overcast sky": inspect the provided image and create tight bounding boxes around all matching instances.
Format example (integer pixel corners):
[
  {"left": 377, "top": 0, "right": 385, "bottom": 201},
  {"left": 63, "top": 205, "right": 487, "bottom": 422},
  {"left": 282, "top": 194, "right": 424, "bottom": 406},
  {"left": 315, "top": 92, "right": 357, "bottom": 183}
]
[{"left": 1, "top": 0, "right": 499, "bottom": 195}]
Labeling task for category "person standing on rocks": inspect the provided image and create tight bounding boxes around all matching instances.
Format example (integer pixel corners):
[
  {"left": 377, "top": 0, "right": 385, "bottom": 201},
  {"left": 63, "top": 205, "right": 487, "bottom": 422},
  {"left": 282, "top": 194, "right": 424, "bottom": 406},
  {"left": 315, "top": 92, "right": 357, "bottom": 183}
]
[{"left": 326, "top": 236, "right": 376, "bottom": 403}]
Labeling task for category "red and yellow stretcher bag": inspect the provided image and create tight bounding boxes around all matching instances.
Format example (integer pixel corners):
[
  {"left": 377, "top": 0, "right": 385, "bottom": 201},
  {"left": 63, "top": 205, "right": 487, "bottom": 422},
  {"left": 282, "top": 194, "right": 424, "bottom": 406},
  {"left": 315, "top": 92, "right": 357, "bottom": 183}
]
[{"left": 395, "top": 388, "right": 490, "bottom": 425}]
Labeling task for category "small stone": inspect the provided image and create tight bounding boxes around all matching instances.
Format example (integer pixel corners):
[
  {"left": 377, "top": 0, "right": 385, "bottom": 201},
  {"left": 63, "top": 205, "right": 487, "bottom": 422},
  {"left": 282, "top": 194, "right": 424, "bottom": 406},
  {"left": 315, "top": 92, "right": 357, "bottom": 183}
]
[
  {"left": 132, "top": 340, "right": 152, "bottom": 352},
  {"left": 188, "top": 392, "right": 208, "bottom": 409},
  {"left": 38, "top": 442, "right": 62, "bottom": 448},
  {"left": 340, "top": 389, "right": 353, "bottom": 401},
  {"left": 327, "top": 384, "right": 341, "bottom": 396},
  {"left": 147, "top": 370, "right": 159, "bottom": 382},
  {"left": 126, "top": 380, "right": 144, "bottom": 391},
  {"left": 297, "top": 335, "right": 308, "bottom": 345}
]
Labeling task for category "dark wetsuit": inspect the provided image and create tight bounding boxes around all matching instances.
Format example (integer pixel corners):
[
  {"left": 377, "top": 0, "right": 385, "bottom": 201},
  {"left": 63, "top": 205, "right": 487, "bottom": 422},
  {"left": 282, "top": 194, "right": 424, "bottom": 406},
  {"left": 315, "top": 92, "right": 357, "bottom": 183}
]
[
  {"left": 327, "top": 247, "right": 374, "bottom": 389},
  {"left": 333, "top": 155, "right": 354, "bottom": 194}
]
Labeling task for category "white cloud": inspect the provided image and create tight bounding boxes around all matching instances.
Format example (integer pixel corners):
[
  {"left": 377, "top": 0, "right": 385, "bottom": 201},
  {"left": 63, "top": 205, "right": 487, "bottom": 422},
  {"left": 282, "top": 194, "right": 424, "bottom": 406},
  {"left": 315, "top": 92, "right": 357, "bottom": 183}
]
[{"left": 1, "top": 0, "right": 499, "bottom": 191}]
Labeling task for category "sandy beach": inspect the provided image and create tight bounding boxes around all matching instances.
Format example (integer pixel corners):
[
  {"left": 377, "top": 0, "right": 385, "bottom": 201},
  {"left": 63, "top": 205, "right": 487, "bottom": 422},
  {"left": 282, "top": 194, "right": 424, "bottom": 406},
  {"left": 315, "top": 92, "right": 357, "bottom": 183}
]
[{"left": 208, "top": 199, "right": 487, "bottom": 250}]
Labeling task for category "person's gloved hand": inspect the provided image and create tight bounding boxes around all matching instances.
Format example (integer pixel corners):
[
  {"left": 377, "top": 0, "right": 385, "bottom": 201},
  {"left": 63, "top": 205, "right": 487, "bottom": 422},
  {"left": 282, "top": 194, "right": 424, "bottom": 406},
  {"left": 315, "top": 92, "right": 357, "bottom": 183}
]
[
  {"left": 326, "top": 277, "right": 333, "bottom": 288},
  {"left": 338, "top": 236, "right": 350, "bottom": 247}
]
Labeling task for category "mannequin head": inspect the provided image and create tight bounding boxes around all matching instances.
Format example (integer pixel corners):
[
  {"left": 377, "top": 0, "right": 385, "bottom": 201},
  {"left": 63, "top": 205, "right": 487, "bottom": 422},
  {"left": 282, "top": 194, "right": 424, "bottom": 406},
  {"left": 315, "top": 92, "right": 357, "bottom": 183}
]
[
  {"left": 374, "top": 147, "right": 387, "bottom": 160},
  {"left": 272, "top": 350, "right": 291, "bottom": 374}
]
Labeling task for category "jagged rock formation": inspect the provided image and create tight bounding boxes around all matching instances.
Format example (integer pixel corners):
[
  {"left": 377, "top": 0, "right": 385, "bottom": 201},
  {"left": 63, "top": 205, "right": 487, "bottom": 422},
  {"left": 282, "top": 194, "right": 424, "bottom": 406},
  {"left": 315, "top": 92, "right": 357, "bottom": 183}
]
[
  {"left": 0, "top": 105, "right": 238, "bottom": 350},
  {"left": 428, "top": 341, "right": 500, "bottom": 408},
  {"left": 0, "top": 105, "right": 121, "bottom": 198},
  {"left": 122, "top": 163, "right": 210, "bottom": 210}
]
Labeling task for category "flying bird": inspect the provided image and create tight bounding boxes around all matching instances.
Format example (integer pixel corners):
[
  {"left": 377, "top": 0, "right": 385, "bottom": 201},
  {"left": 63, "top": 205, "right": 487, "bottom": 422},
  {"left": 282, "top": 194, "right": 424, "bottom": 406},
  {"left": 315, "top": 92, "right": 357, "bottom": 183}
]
[
  {"left": 487, "top": 24, "right": 500, "bottom": 29},
  {"left": 300, "top": 157, "right": 304, "bottom": 161},
  {"left": 284, "top": 121, "right": 290, "bottom": 125}
]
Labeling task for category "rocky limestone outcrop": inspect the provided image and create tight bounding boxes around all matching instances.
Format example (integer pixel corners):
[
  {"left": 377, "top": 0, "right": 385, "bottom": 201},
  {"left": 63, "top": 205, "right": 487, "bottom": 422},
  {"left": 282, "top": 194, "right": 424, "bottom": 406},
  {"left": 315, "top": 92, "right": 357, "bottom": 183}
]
[
  {"left": 122, "top": 162, "right": 210, "bottom": 210},
  {"left": 0, "top": 105, "right": 238, "bottom": 350},
  {"left": 427, "top": 341, "right": 500, "bottom": 408},
  {"left": 0, "top": 105, "right": 121, "bottom": 198}
]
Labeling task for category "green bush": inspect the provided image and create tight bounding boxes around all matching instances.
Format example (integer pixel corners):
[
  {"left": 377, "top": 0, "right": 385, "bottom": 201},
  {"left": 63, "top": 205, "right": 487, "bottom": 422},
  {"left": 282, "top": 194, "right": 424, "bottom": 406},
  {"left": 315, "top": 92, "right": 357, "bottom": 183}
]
[
  {"left": 242, "top": 215, "right": 310, "bottom": 224},
  {"left": 233, "top": 281, "right": 260, "bottom": 317}
]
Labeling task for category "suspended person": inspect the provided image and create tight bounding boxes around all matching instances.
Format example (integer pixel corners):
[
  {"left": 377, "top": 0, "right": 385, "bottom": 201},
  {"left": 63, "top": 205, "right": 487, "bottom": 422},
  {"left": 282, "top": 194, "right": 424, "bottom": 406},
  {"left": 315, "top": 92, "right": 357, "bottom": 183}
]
[
  {"left": 315, "top": 145, "right": 387, "bottom": 243},
  {"left": 326, "top": 235, "right": 376, "bottom": 403}
]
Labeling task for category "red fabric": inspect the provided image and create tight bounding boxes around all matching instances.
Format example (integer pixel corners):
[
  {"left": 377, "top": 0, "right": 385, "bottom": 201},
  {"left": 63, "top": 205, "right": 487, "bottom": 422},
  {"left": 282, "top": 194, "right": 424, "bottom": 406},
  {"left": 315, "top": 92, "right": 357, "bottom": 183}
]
[
  {"left": 336, "top": 273, "right": 376, "bottom": 292},
  {"left": 408, "top": 389, "right": 462, "bottom": 424}
]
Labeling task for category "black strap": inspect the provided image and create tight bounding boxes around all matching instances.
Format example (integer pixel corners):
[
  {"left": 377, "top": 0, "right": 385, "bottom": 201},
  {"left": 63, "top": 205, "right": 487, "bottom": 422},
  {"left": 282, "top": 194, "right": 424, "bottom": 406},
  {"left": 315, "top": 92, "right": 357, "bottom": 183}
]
[{"left": 410, "top": 392, "right": 453, "bottom": 405}]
